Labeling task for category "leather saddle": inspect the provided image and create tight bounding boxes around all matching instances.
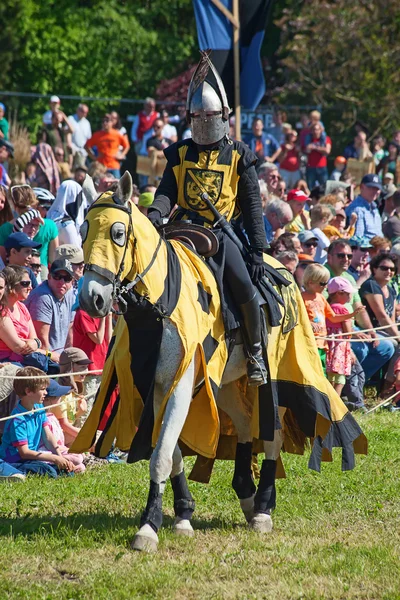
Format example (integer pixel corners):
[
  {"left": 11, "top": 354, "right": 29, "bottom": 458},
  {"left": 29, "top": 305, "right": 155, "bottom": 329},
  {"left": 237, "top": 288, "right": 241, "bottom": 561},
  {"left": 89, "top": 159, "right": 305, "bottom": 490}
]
[{"left": 159, "top": 222, "right": 219, "bottom": 258}]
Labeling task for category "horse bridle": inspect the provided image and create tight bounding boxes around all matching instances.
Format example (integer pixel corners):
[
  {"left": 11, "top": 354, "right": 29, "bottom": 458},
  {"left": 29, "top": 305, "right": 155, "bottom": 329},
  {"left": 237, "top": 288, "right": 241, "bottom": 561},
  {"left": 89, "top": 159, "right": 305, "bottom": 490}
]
[{"left": 84, "top": 199, "right": 163, "bottom": 314}]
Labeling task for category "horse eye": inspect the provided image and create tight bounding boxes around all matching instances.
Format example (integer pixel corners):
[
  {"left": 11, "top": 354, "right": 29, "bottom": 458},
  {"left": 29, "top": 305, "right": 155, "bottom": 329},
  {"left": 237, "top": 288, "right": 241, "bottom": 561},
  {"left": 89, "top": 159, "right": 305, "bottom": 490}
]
[
  {"left": 110, "top": 222, "right": 126, "bottom": 247},
  {"left": 80, "top": 221, "right": 89, "bottom": 243}
]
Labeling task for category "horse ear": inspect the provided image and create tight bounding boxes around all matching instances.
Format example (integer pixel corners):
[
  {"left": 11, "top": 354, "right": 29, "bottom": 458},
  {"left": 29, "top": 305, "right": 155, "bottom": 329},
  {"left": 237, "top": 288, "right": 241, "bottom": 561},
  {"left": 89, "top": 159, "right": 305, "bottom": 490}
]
[
  {"left": 117, "top": 171, "right": 133, "bottom": 206},
  {"left": 82, "top": 175, "right": 98, "bottom": 206}
]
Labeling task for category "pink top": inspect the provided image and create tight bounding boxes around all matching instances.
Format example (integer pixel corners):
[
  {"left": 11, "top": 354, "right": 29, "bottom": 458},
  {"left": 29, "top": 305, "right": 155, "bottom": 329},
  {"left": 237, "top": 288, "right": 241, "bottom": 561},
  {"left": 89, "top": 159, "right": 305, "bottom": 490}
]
[{"left": 0, "top": 301, "right": 32, "bottom": 362}]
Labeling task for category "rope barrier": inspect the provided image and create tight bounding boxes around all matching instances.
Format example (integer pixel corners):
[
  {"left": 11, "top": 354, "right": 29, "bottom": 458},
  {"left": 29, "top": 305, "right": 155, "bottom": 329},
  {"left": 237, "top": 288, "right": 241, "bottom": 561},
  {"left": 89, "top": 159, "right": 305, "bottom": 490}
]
[
  {"left": 0, "top": 392, "right": 97, "bottom": 423},
  {"left": 0, "top": 369, "right": 103, "bottom": 379},
  {"left": 364, "top": 389, "right": 400, "bottom": 414},
  {"left": 315, "top": 322, "right": 397, "bottom": 339}
]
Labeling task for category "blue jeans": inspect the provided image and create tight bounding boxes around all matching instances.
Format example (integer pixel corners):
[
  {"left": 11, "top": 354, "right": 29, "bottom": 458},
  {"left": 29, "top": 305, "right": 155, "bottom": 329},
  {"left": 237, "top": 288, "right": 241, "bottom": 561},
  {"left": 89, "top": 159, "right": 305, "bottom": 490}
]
[
  {"left": 107, "top": 168, "right": 120, "bottom": 178},
  {"left": 306, "top": 166, "right": 328, "bottom": 189},
  {"left": 13, "top": 460, "right": 59, "bottom": 478},
  {"left": 352, "top": 333, "right": 394, "bottom": 382}
]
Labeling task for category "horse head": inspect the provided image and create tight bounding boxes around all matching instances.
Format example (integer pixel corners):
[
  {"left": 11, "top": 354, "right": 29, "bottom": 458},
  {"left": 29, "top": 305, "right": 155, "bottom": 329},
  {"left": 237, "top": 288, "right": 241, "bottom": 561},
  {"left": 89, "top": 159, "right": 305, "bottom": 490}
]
[{"left": 79, "top": 172, "right": 135, "bottom": 317}]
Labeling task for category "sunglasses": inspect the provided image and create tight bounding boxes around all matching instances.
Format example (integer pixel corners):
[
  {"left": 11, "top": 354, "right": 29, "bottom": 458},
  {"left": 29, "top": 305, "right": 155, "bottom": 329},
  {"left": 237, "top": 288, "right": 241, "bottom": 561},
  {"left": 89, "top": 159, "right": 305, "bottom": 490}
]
[
  {"left": 335, "top": 253, "right": 353, "bottom": 259},
  {"left": 305, "top": 242, "right": 318, "bottom": 248},
  {"left": 319, "top": 281, "right": 329, "bottom": 287},
  {"left": 377, "top": 265, "right": 395, "bottom": 272},
  {"left": 30, "top": 264, "right": 41, "bottom": 272},
  {"left": 52, "top": 272, "right": 73, "bottom": 282},
  {"left": 17, "top": 280, "right": 31, "bottom": 288}
]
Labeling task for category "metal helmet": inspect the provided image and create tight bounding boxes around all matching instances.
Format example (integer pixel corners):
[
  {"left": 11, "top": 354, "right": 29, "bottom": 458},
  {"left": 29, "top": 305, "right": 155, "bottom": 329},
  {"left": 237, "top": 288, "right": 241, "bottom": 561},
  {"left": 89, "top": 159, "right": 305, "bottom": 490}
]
[{"left": 186, "top": 51, "right": 231, "bottom": 146}]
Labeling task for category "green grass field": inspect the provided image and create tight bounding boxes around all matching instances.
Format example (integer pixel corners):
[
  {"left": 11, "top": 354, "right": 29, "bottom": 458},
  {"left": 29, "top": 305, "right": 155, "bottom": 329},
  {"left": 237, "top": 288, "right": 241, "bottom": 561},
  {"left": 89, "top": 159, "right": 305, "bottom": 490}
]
[{"left": 0, "top": 412, "right": 399, "bottom": 600}]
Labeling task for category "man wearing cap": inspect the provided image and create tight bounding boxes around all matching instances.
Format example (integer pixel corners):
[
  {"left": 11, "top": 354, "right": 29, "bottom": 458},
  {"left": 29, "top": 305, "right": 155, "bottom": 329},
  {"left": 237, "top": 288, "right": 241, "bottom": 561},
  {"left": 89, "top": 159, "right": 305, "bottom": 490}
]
[
  {"left": 285, "top": 188, "right": 311, "bottom": 233},
  {"left": 298, "top": 230, "right": 319, "bottom": 260},
  {"left": 348, "top": 237, "right": 373, "bottom": 286},
  {"left": 326, "top": 239, "right": 394, "bottom": 381},
  {"left": 4, "top": 232, "right": 40, "bottom": 289},
  {"left": 345, "top": 174, "right": 383, "bottom": 239},
  {"left": 43, "top": 96, "right": 61, "bottom": 126},
  {"left": 54, "top": 244, "right": 84, "bottom": 282},
  {"left": 383, "top": 190, "right": 400, "bottom": 241},
  {"left": 25, "top": 259, "right": 75, "bottom": 361},
  {"left": 0, "top": 138, "right": 14, "bottom": 186}
]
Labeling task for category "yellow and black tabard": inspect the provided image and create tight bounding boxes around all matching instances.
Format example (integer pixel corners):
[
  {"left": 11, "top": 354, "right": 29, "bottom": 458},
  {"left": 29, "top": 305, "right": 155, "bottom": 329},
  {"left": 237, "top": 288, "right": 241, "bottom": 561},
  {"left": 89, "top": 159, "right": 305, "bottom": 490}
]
[{"left": 150, "top": 137, "right": 267, "bottom": 250}]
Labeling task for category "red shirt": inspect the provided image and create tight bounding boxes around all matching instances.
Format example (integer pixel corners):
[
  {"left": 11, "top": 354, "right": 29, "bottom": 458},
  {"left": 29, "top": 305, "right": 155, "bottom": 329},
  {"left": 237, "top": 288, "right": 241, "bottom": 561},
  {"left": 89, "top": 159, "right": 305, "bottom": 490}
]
[
  {"left": 279, "top": 144, "right": 300, "bottom": 171},
  {"left": 307, "top": 136, "right": 331, "bottom": 168},
  {"left": 73, "top": 309, "right": 109, "bottom": 371}
]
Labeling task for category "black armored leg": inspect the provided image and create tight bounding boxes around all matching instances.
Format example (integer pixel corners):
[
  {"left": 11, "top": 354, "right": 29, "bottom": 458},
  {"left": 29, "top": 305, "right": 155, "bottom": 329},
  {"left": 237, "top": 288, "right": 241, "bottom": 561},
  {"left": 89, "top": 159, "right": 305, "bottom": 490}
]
[
  {"left": 140, "top": 480, "right": 164, "bottom": 533},
  {"left": 254, "top": 459, "right": 277, "bottom": 514},
  {"left": 170, "top": 471, "right": 195, "bottom": 520},
  {"left": 232, "top": 442, "right": 257, "bottom": 500}
]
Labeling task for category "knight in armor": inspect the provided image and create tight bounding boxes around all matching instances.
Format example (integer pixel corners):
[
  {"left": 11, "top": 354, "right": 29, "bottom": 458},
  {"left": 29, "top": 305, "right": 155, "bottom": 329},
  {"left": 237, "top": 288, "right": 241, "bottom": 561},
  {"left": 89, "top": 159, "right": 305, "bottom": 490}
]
[{"left": 147, "top": 52, "right": 268, "bottom": 386}]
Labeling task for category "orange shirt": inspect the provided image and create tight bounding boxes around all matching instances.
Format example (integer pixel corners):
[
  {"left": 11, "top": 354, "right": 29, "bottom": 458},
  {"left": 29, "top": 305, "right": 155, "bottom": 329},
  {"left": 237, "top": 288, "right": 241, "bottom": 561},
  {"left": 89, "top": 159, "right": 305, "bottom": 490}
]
[
  {"left": 86, "top": 130, "right": 128, "bottom": 170},
  {"left": 301, "top": 291, "right": 336, "bottom": 349}
]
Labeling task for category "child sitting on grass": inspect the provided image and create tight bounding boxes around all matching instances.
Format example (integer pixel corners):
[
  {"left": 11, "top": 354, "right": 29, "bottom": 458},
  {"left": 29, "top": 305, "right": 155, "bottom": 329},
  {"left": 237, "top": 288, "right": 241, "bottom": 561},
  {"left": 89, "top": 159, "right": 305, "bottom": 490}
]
[
  {"left": 301, "top": 264, "right": 362, "bottom": 374},
  {"left": 38, "top": 378, "right": 85, "bottom": 473},
  {"left": 0, "top": 367, "right": 75, "bottom": 477}
]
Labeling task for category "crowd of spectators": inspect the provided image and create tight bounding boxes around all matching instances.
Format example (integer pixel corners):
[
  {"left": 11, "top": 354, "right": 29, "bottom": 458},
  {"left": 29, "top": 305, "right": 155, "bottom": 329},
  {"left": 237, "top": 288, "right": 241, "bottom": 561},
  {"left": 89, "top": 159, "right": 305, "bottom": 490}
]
[{"left": 0, "top": 97, "right": 399, "bottom": 481}]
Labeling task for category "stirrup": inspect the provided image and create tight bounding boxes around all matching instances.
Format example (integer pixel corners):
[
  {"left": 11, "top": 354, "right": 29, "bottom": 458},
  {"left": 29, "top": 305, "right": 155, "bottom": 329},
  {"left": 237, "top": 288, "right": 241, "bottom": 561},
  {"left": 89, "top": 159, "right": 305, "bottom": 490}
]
[{"left": 247, "top": 352, "right": 268, "bottom": 387}]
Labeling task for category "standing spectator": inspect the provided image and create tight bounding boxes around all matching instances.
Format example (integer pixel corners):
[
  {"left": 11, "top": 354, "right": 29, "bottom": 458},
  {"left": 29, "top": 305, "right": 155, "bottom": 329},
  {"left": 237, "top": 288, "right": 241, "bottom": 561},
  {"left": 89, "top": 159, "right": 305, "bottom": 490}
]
[
  {"left": 383, "top": 191, "right": 400, "bottom": 241},
  {"left": 25, "top": 259, "right": 75, "bottom": 360},
  {"left": 42, "top": 95, "right": 61, "bottom": 125},
  {"left": 347, "top": 237, "right": 372, "bottom": 286},
  {"left": 160, "top": 110, "right": 178, "bottom": 143},
  {"left": 266, "top": 110, "right": 286, "bottom": 144},
  {"left": 41, "top": 111, "right": 73, "bottom": 166},
  {"left": 345, "top": 174, "right": 383, "bottom": 239},
  {"left": 0, "top": 139, "right": 14, "bottom": 186},
  {"left": 344, "top": 131, "right": 372, "bottom": 161},
  {"left": 258, "top": 163, "right": 280, "bottom": 196},
  {"left": 130, "top": 98, "right": 159, "bottom": 154},
  {"left": 263, "top": 199, "right": 293, "bottom": 243},
  {"left": 275, "top": 130, "right": 301, "bottom": 188},
  {"left": 244, "top": 118, "right": 280, "bottom": 168},
  {"left": 285, "top": 188, "right": 310, "bottom": 233},
  {"left": 299, "top": 110, "right": 323, "bottom": 152},
  {"left": 377, "top": 142, "right": 400, "bottom": 184},
  {"left": 0, "top": 103, "right": 9, "bottom": 140},
  {"left": 305, "top": 122, "right": 332, "bottom": 189},
  {"left": 68, "top": 104, "right": 92, "bottom": 163},
  {"left": 31, "top": 143, "right": 60, "bottom": 195},
  {"left": 85, "top": 114, "right": 129, "bottom": 178}
]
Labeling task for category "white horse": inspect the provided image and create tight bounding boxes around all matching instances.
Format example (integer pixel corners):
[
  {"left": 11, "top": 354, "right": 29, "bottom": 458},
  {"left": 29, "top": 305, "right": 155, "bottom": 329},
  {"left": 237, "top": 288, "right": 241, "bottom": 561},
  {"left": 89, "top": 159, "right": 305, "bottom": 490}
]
[{"left": 79, "top": 173, "right": 283, "bottom": 552}]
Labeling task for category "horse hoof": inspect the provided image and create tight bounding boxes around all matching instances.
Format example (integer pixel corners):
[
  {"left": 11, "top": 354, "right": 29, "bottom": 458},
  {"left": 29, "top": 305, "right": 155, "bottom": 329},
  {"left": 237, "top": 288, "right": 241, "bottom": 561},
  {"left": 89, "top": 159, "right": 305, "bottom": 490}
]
[
  {"left": 173, "top": 518, "right": 194, "bottom": 537},
  {"left": 131, "top": 524, "right": 159, "bottom": 552},
  {"left": 248, "top": 513, "right": 273, "bottom": 533},
  {"left": 240, "top": 495, "right": 255, "bottom": 524}
]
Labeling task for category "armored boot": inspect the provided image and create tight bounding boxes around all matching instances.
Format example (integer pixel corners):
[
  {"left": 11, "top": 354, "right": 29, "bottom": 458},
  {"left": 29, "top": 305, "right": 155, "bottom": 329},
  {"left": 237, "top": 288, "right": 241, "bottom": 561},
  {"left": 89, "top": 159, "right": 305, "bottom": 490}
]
[{"left": 240, "top": 294, "right": 268, "bottom": 387}]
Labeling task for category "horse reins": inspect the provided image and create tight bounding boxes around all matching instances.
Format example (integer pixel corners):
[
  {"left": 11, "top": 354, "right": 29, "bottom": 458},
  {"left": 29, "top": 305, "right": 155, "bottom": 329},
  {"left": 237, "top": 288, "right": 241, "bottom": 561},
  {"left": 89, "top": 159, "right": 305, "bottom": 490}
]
[{"left": 84, "top": 199, "right": 163, "bottom": 314}]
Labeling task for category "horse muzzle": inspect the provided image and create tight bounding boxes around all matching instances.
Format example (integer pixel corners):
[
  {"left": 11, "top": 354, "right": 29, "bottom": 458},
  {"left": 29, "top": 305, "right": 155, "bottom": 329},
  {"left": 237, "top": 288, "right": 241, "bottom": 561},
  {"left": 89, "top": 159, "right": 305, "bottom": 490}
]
[{"left": 79, "top": 272, "right": 114, "bottom": 318}]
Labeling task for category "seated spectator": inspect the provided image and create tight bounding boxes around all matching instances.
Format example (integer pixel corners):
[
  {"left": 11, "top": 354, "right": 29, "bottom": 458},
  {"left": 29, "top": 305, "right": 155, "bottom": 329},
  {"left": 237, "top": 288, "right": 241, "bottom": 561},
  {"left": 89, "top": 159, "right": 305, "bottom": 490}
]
[
  {"left": 0, "top": 458, "right": 25, "bottom": 481},
  {"left": 294, "top": 259, "right": 316, "bottom": 290},
  {"left": 263, "top": 198, "right": 293, "bottom": 243},
  {"left": 347, "top": 237, "right": 372, "bottom": 286},
  {"left": 38, "top": 379, "right": 85, "bottom": 473},
  {"left": 73, "top": 310, "right": 112, "bottom": 422},
  {"left": 269, "top": 232, "right": 302, "bottom": 258},
  {"left": 53, "top": 348, "right": 92, "bottom": 443},
  {"left": 25, "top": 259, "right": 75, "bottom": 361},
  {"left": 31, "top": 143, "right": 60, "bottom": 195},
  {"left": 381, "top": 184, "right": 397, "bottom": 223},
  {"left": 0, "top": 183, "right": 13, "bottom": 228},
  {"left": 0, "top": 266, "right": 47, "bottom": 365},
  {"left": 329, "top": 208, "right": 356, "bottom": 239},
  {"left": 326, "top": 239, "right": 395, "bottom": 382},
  {"left": 310, "top": 204, "right": 332, "bottom": 264},
  {"left": 244, "top": 118, "right": 280, "bottom": 168},
  {"left": 383, "top": 190, "right": 400, "bottom": 241},
  {"left": 369, "top": 236, "right": 392, "bottom": 259},
  {"left": 73, "top": 165, "right": 88, "bottom": 186},
  {"left": 326, "top": 277, "right": 356, "bottom": 396},
  {"left": 25, "top": 161, "right": 37, "bottom": 185},
  {"left": 275, "top": 250, "right": 298, "bottom": 274},
  {"left": 285, "top": 188, "right": 310, "bottom": 233},
  {"left": 345, "top": 174, "right": 383, "bottom": 239},
  {"left": 47, "top": 180, "right": 85, "bottom": 247},
  {"left": 330, "top": 156, "right": 347, "bottom": 181},
  {"left": 54, "top": 244, "right": 84, "bottom": 282},
  {"left": 146, "top": 118, "right": 173, "bottom": 156},
  {"left": 29, "top": 250, "right": 42, "bottom": 284},
  {"left": 0, "top": 102, "right": 9, "bottom": 140},
  {"left": 258, "top": 163, "right": 280, "bottom": 196},
  {"left": 276, "top": 178, "right": 287, "bottom": 201},
  {"left": 3, "top": 233, "right": 40, "bottom": 289},
  {"left": 360, "top": 253, "right": 400, "bottom": 393},
  {"left": 0, "top": 366, "right": 75, "bottom": 477},
  {"left": 298, "top": 230, "right": 319, "bottom": 261},
  {"left": 372, "top": 135, "right": 387, "bottom": 166},
  {"left": 54, "top": 145, "right": 72, "bottom": 181},
  {"left": 85, "top": 113, "right": 129, "bottom": 178},
  {"left": 275, "top": 130, "right": 301, "bottom": 188},
  {"left": 160, "top": 110, "right": 178, "bottom": 143},
  {"left": 295, "top": 179, "right": 311, "bottom": 198}
]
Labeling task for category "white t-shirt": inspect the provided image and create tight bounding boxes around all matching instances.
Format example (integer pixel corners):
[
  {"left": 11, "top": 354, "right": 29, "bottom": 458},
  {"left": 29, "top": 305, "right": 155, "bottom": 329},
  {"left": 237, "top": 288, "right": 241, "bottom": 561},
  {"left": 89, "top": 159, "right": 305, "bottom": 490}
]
[
  {"left": 68, "top": 114, "right": 92, "bottom": 154},
  {"left": 312, "top": 227, "right": 331, "bottom": 264},
  {"left": 162, "top": 124, "right": 177, "bottom": 140},
  {"left": 56, "top": 220, "right": 82, "bottom": 247}
]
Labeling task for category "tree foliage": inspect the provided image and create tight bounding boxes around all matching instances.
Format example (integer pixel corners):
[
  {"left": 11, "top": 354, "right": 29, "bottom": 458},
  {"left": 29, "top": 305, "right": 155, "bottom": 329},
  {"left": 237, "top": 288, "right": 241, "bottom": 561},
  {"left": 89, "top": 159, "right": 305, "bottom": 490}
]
[{"left": 275, "top": 0, "right": 400, "bottom": 138}]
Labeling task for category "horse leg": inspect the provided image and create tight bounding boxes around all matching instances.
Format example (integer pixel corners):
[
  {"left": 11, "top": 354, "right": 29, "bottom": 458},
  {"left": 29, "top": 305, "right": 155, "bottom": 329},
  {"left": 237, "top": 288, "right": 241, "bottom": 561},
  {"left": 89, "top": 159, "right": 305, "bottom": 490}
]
[
  {"left": 217, "top": 381, "right": 256, "bottom": 524},
  {"left": 249, "top": 407, "right": 286, "bottom": 533},
  {"left": 170, "top": 444, "right": 195, "bottom": 537},
  {"left": 131, "top": 355, "right": 196, "bottom": 552}
]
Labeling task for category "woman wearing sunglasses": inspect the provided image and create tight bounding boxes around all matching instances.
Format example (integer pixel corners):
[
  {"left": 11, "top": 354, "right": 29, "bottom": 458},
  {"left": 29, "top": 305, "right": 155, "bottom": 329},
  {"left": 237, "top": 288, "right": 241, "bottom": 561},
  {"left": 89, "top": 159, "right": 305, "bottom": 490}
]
[
  {"left": 359, "top": 253, "right": 400, "bottom": 395},
  {"left": 0, "top": 266, "right": 47, "bottom": 365}
]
